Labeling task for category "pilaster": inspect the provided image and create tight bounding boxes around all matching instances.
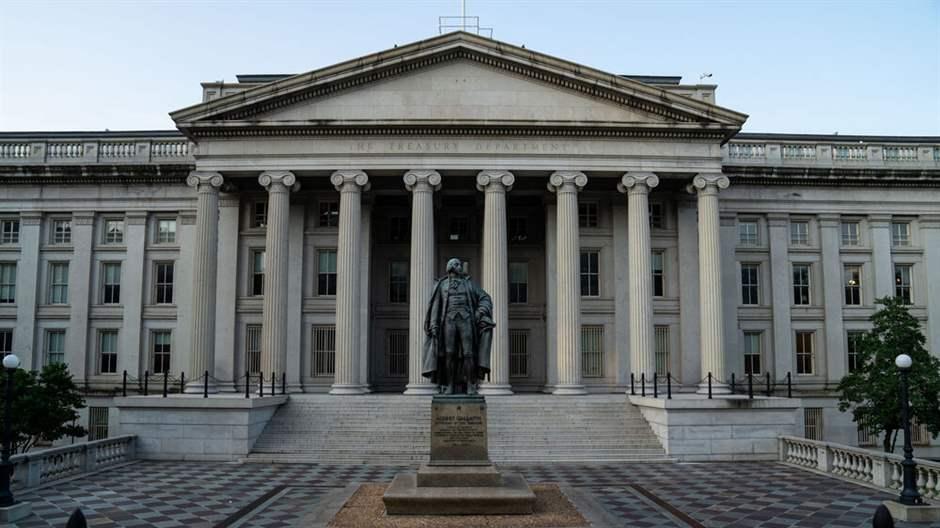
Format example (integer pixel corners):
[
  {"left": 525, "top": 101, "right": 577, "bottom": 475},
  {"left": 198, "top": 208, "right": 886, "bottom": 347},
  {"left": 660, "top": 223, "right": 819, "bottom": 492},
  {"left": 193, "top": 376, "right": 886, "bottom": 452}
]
[
  {"left": 611, "top": 196, "right": 630, "bottom": 386},
  {"left": 869, "top": 214, "right": 893, "bottom": 299},
  {"left": 922, "top": 215, "right": 940, "bottom": 358},
  {"left": 768, "top": 212, "right": 794, "bottom": 378},
  {"left": 285, "top": 200, "right": 305, "bottom": 392},
  {"left": 719, "top": 211, "right": 738, "bottom": 383},
  {"left": 677, "top": 200, "right": 701, "bottom": 386},
  {"left": 819, "top": 214, "right": 845, "bottom": 380},
  {"left": 13, "top": 212, "right": 41, "bottom": 370},
  {"left": 67, "top": 211, "right": 95, "bottom": 382},
  {"left": 214, "top": 196, "right": 240, "bottom": 391},
  {"left": 121, "top": 212, "right": 148, "bottom": 379},
  {"left": 543, "top": 201, "right": 558, "bottom": 392}
]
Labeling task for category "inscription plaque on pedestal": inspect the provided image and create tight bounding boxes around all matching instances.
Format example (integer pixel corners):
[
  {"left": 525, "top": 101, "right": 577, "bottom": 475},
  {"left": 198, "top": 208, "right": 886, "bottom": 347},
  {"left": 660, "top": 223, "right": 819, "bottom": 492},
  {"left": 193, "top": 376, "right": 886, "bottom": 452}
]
[{"left": 430, "top": 395, "right": 489, "bottom": 465}]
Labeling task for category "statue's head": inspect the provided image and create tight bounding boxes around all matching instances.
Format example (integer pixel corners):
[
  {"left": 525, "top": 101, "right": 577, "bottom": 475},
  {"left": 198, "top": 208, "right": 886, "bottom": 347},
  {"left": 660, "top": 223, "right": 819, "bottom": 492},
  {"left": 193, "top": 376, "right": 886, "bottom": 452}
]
[{"left": 446, "top": 258, "right": 463, "bottom": 275}]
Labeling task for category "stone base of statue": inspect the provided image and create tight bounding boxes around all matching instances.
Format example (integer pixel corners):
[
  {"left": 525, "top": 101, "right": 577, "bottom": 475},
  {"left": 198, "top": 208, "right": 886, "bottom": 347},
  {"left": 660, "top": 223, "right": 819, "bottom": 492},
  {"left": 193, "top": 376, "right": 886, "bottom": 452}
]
[
  {"left": 383, "top": 395, "right": 536, "bottom": 515},
  {"left": 883, "top": 500, "right": 940, "bottom": 523}
]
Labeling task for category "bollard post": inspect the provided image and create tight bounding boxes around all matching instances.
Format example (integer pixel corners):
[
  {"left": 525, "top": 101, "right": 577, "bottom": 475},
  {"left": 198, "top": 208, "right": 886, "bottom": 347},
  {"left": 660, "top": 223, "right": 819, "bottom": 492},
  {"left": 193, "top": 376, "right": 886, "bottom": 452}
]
[
  {"left": 641, "top": 373, "right": 646, "bottom": 397},
  {"left": 281, "top": 372, "right": 286, "bottom": 395},
  {"left": 765, "top": 372, "right": 771, "bottom": 397},
  {"left": 666, "top": 372, "right": 672, "bottom": 399},
  {"left": 122, "top": 370, "right": 127, "bottom": 397},
  {"left": 707, "top": 372, "right": 712, "bottom": 399},
  {"left": 748, "top": 373, "right": 754, "bottom": 399},
  {"left": 731, "top": 372, "right": 736, "bottom": 394},
  {"left": 203, "top": 370, "right": 209, "bottom": 398},
  {"left": 143, "top": 370, "right": 149, "bottom": 396},
  {"left": 787, "top": 371, "right": 792, "bottom": 398},
  {"left": 653, "top": 372, "right": 658, "bottom": 398},
  {"left": 245, "top": 371, "right": 250, "bottom": 399},
  {"left": 270, "top": 372, "right": 275, "bottom": 397},
  {"left": 259, "top": 371, "right": 264, "bottom": 397},
  {"left": 630, "top": 373, "right": 635, "bottom": 396},
  {"left": 162, "top": 370, "right": 168, "bottom": 397},
  {"left": 180, "top": 372, "right": 185, "bottom": 394}
]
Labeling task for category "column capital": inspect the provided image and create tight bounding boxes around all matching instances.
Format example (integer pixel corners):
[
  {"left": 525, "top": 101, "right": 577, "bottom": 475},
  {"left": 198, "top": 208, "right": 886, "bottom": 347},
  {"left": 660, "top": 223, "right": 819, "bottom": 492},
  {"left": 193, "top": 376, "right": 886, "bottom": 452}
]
[
  {"left": 403, "top": 170, "right": 441, "bottom": 191},
  {"left": 689, "top": 173, "right": 730, "bottom": 195},
  {"left": 186, "top": 171, "right": 224, "bottom": 190},
  {"left": 476, "top": 170, "right": 515, "bottom": 192},
  {"left": 617, "top": 172, "right": 659, "bottom": 194},
  {"left": 331, "top": 170, "right": 370, "bottom": 192},
  {"left": 547, "top": 171, "right": 587, "bottom": 193},
  {"left": 259, "top": 171, "right": 299, "bottom": 192}
]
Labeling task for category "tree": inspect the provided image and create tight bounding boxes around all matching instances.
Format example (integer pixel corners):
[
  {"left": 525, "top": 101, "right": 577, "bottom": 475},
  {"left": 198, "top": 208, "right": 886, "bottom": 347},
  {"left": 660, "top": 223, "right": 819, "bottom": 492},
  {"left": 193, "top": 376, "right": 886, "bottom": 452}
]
[
  {"left": 0, "top": 363, "right": 87, "bottom": 453},
  {"left": 838, "top": 297, "right": 940, "bottom": 453}
]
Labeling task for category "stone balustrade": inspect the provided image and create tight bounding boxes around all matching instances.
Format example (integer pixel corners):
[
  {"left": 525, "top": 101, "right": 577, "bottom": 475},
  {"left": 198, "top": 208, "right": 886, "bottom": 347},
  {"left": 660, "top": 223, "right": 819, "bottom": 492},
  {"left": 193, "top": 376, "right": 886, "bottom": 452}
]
[
  {"left": 0, "top": 135, "right": 192, "bottom": 165},
  {"left": 724, "top": 136, "right": 940, "bottom": 169},
  {"left": 10, "top": 435, "right": 136, "bottom": 489},
  {"left": 779, "top": 436, "right": 940, "bottom": 500}
]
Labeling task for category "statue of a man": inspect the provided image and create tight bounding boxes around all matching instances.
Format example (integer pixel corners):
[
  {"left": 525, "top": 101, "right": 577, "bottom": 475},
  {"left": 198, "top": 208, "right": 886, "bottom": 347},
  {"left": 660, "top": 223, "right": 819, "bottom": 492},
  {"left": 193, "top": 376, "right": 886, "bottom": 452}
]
[{"left": 422, "top": 258, "right": 494, "bottom": 395}]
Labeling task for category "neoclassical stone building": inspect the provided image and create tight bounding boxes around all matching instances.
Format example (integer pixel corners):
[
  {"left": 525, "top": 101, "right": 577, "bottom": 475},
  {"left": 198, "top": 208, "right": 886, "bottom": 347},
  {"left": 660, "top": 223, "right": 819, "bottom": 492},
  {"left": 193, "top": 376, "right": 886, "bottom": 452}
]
[{"left": 1, "top": 32, "right": 939, "bottom": 449}]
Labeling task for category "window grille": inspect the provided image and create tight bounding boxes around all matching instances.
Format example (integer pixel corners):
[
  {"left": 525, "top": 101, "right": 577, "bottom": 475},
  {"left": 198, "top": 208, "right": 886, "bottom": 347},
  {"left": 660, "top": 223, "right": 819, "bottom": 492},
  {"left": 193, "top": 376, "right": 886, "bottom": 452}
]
[
  {"left": 318, "top": 201, "right": 339, "bottom": 227},
  {"left": 312, "top": 325, "right": 336, "bottom": 376},
  {"left": 253, "top": 201, "right": 267, "bottom": 228},
  {"left": 792, "top": 264, "right": 811, "bottom": 305},
  {"left": 52, "top": 219, "right": 71, "bottom": 244},
  {"left": 389, "top": 262, "right": 408, "bottom": 303},
  {"left": 509, "top": 263, "right": 528, "bottom": 304},
  {"left": 894, "top": 265, "right": 912, "bottom": 304},
  {"left": 649, "top": 203, "right": 664, "bottom": 229},
  {"left": 104, "top": 220, "right": 124, "bottom": 244},
  {"left": 88, "top": 407, "right": 109, "bottom": 441},
  {"left": 245, "top": 325, "right": 261, "bottom": 374},
  {"left": 578, "top": 203, "right": 598, "bottom": 228},
  {"left": 804, "top": 408, "right": 823, "bottom": 440},
  {"left": 912, "top": 418, "right": 930, "bottom": 446},
  {"left": 154, "top": 263, "right": 174, "bottom": 304},
  {"left": 651, "top": 252, "right": 664, "bottom": 297},
  {"left": 46, "top": 330, "right": 65, "bottom": 365},
  {"left": 153, "top": 331, "right": 171, "bottom": 374},
  {"left": 0, "top": 330, "right": 11, "bottom": 357},
  {"left": 0, "top": 219, "right": 19, "bottom": 245},
  {"left": 790, "top": 221, "right": 809, "bottom": 245},
  {"left": 738, "top": 220, "right": 759, "bottom": 245},
  {"left": 858, "top": 424, "right": 878, "bottom": 447},
  {"left": 892, "top": 222, "right": 911, "bottom": 246},
  {"left": 0, "top": 263, "right": 14, "bottom": 304},
  {"left": 318, "top": 250, "right": 337, "bottom": 296},
  {"left": 741, "top": 263, "right": 759, "bottom": 305},
  {"left": 102, "top": 263, "right": 121, "bottom": 304},
  {"left": 386, "top": 330, "right": 408, "bottom": 377},
  {"left": 795, "top": 331, "right": 815, "bottom": 375},
  {"left": 841, "top": 221, "right": 860, "bottom": 246},
  {"left": 654, "top": 326, "right": 670, "bottom": 374},
  {"left": 846, "top": 331, "right": 864, "bottom": 373},
  {"left": 156, "top": 219, "right": 176, "bottom": 244},
  {"left": 581, "top": 325, "right": 604, "bottom": 378},
  {"left": 744, "top": 331, "right": 762, "bottom": 375},
  {"left": 844, "top": 265, "right": 862, "bottom": 306},
  {"left": 98, "top": 330, "right": 118, "bottom": 374},
  {"left": 48, "top": 262, "right": 69, "bottom": 304},
  {"left": 509, "top": 329, "right": 529, "bottom": 378},
  {"left": 580, "top": 251, "right": 599, "bottom": 297},
  {"left": 251, "top": 250, "right": 265, "bottom": 296}
]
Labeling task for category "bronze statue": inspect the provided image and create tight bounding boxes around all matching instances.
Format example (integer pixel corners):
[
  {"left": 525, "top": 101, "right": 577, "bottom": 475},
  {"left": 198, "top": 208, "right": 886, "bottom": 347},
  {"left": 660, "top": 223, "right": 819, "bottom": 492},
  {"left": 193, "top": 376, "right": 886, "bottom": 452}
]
[{"left": 422, "top": 258, "right": 494, "bottom": 395}]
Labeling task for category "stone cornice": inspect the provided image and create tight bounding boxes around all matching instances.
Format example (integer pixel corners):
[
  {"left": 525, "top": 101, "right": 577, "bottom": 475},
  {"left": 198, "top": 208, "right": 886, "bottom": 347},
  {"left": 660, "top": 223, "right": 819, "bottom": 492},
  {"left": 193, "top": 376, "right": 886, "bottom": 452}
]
[
  {"left": 722, "top": 165, "right": 940, "bottom": 188},
  {"left": 0, "top": 164, "right": 191, "bottom": 185}
]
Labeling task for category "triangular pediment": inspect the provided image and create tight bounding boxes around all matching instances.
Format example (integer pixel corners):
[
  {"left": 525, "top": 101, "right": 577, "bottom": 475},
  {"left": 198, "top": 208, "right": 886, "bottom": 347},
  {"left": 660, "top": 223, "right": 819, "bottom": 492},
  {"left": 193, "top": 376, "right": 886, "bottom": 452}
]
[{"left": 171, "top": 32, "right": 747, "bottom": 139}]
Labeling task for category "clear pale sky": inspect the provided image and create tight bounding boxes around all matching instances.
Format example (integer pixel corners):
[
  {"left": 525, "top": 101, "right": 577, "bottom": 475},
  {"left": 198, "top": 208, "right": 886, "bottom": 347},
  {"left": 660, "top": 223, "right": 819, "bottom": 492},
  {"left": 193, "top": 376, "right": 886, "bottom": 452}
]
[{"left": 1, "top": 0, "right": 938, "bottom": 135}]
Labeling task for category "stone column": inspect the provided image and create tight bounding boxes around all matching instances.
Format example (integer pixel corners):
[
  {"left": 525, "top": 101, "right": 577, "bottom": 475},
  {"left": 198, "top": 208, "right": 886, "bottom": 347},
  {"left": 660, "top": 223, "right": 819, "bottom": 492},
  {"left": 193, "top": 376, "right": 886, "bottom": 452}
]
[
  {"left": 67, "top": 212, "right": 94, "bottom": 382},
  {"left": 121, "top": 212, "right": 147, "bottom": 380},
  {"left": 768, "top": 213, "right": 794, "bottom": 378},
  {"left": 548, "top": 171, "right": 588, "bottom": 395},
  {"left": 618, "top": 172, "right": 659, "bottom": 384},
  {"left": 819, "top": 214, "right": 845, "bottom": 381},
  {"left": 690, "top": 173, "right": 730, "bottom": 394},
  {"left": 403, "top": 170, "right": 441, "bottom": 395},
  {"left": 476, "top": 170, "right": 514, "bottom": 396},
  {"left": 214, "top": 196, "right": 240, "bottom": 392},
  {"left": 259, "top": 171, "right": 298, "bottom": 382},
  {"left": 13, "top": 212, "right": 41, "bottom": 370},
  {"left": 330, "top": 170, "right": 370, "bottom": 395},
  {"left": 184, "top": 171, "right": 224, "bottom": 393}
]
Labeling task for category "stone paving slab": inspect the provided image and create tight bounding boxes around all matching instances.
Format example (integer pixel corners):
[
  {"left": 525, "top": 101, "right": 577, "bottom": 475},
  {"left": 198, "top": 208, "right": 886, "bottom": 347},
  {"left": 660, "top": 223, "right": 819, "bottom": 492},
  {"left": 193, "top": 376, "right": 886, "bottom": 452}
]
[{"left": 5, "top": 461, "right": 919, "bottom": 527}]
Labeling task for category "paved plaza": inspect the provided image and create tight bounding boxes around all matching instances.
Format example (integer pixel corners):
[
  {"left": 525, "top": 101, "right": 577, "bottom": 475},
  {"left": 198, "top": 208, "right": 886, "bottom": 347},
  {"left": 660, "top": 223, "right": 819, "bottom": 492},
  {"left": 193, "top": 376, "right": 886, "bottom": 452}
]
[{"left": 7, "top": 461, "right": 917, "bottom": 527}]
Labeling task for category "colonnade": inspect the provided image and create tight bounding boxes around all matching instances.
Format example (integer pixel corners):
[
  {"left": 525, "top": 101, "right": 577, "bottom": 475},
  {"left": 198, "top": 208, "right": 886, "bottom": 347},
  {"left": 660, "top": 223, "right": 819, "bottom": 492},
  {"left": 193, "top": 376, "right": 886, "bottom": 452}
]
[{"left": 185, "top": 169, "right": 731, "bottom": 395}]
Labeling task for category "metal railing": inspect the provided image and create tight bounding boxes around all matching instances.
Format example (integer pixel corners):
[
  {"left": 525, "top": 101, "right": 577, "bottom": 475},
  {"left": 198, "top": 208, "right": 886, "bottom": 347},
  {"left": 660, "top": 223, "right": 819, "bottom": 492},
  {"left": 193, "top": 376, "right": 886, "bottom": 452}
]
[
  {"left": 779, "top": 436, "right": 940, "bottom": 500},
  {"left": 10, "top": 435, "right": 136, "bottom": 489}
]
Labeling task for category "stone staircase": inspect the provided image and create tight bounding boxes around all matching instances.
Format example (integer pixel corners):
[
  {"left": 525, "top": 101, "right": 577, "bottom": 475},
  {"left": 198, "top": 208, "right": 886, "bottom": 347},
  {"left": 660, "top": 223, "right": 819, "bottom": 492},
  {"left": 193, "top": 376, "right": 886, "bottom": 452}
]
[{"left": 247, "top": 394, "right": 669, "bottom": 465}]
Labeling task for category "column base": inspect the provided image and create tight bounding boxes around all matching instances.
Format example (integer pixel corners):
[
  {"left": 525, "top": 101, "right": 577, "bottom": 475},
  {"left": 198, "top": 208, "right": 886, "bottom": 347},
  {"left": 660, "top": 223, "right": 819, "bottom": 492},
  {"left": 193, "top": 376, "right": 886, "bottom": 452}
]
[
  {"left": 404, "top": 383, "right": 438, "bottom": 395},
  {"left": 329, "top": 384, "right": 368, "bottom": 395},
  {"left": 215, "top": 381, "right": 237, "bottom": 393},
  {"left": 478, "top": 384, "right": 513, "bottom": 396},
  {"left": 184, "top": 380, "right": 218, "bottom": 394},
  {"left": 696, "top": 382, "right": 731, "bottom": 395},
  {"left": 552, "top": 384, "right": 588, "bottom": 395}
]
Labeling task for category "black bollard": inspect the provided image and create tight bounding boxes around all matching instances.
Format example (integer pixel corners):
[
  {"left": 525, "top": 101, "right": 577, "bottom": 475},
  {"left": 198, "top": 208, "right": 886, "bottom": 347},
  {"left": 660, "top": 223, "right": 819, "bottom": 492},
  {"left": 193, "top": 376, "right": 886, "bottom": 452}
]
[
  {"left": 180, "top": 372, "right": 185, "bottom": 394},
  {"left": 203, "top": 370, "right": 209, "bottom": 398},
  {"left": 666, "top": 372, "right": 672, "bottom": 399},
  {"left": 143, "top": 370, "right": 149, "bottom": 396},
  {"left": 245, "top": 371, "right": 250, "bottom": 399},
  {"left": 122, "top": 370, "right": 127, "bottom": 397},
  {"left": 766, "top": 372, "right": 771, "bottom": 397},
  {"left": 66, "top": 508, "right": 88, "bottom": 528},
  {"left": 653, "top": 372, "right": 658, "bottom": 398},
  {"left": 872, "top": 504, "right": 894, "bottom": 528},
  {"left": 259, "top": 371, "right": 264, "bottom": 397},
  {"left": 641, "top": 373, "right": 646, "bottom": 397},
  {"left": 787, "top": 371, "right": 792, "bottom": 398},
  {"left": 748, "top": 373, "right": 754, "bottom": 399},
  {"left": 163, "top": 369, "right": 168, "bottom": 397},
  {"left": 281, "top": 372, "right": 286, "bottom": 395},
  {"left": 707, "top": 372, "right": 712, "bottom": 399},
  {"left": 731, "top": 372, "right": 736, "bottom": 394},
  {"left": 630, "top": 373, "right": 635, "bottom": 396},
  {"left": 270, "top": 372, "right": 275, "bottom": 397}
]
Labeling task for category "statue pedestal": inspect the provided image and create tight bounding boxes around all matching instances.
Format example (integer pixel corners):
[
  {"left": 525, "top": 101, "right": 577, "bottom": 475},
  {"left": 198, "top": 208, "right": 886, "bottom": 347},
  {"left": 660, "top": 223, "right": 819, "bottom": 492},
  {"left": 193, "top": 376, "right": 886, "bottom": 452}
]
[{"left": 383, "top": 395, "right": 536, "bottom": 515}]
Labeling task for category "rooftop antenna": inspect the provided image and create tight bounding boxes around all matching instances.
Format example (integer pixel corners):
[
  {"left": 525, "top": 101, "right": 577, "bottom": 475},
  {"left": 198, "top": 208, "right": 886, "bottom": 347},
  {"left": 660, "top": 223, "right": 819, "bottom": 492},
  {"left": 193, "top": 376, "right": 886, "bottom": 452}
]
[{"left": 439, "top": 0, "right": 493, "bottom": 37}]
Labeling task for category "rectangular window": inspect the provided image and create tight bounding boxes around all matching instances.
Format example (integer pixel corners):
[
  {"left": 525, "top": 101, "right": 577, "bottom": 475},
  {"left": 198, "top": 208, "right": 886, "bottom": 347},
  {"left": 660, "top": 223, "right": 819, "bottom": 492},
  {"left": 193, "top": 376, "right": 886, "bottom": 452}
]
[
  {"left": 448, "top": 217, "right": 469, "bottom": 241},
  {"left": 739, "top": 220, "right": 759, "bottom": 245},
  {"left": 654, "top": 326, "right": 670, "bottom": 374},
  {"left": 804, "top": 408, "right": 823, "bottom": 441},
  {"left": 894, "top": 264, "right": 912, "bottom": 304},
  {"left": 48, "top": 262, "right": 69, "bottom": 304},
  {"left": 389, "top": 261, "right": 408, "bottom": 303},
  {"left": 104, "top": 220, "right": 124, "bottom": 244},
  {"left": 744, "top": 331, "right": 762, "bottom": 375},
  {"left": 841, "top": 221, "right": 860, "bottom": 246},
  {"left": 318, "top": 201, "right": 339, "bottom": 227},
  {"left": 154, "top": 262, "right": 174, "bottom": 304},
  {"left": 98, "top": 330, "right": 118, "bottom": 374},
  {"left": 0, "top": 219, "right": 19, "bottom": 245},
  {"left": 251, "top": 250, "right": 265, "bottom": 296},
  {"left": 245, "top": 325, "right": 261, "bottom": 374},
  {"left": 253, "top": 201, "right": 267, "bottom": 228},
  {"left": 792, "top": 264, "right": 811, "bottom": 305},
  {"left": 509, "top": 262, "right": 528, "bottom": 304},
  {"left": 578, "top": 202, "right": 598, "bottom": 228},
  {"left": 846, "top": 331, "right": 864, "bottom": 373},
  {"left": 0, "top": 329, "right": 12, "bottom": 357},
  {"left": 844, "top": 265, "right": 862, "bottom": 306},
  {"left": 892, "top": 221, "right": 911, "bottom": 246},
  {"left": 101, "top": 263, "right": 121, "bottom": 304},
  {"left": 52, "top": 219, "right": 71, "bottom": 244},
  {"left": 790, "top": 221, "right": 809, "bottom": 245},
  {"left": 389, "top": 217, "right": 409, "bottom": 242},
  {"left": 649, "top": 203, "right": 664, "bottom": 229},
  {"left": 45, "top": 330, "right": 65, "bottom": 365},
  {"left": 152, "top": 330, "right": 171, "bottom": 374},
  {"left": 581, "top": 325, "right": 604, "bottom": 378},
  {"left": 741, "top": 263, "right": 760, "bottom": 305},
  {"left": 88, "top": 407, "right": 109, "bottom": 441},
  {"left": 312, "top": 325, "right": 336, "bottom": 376},
  {"left": 0, "top": 263, "right": 15, "bottom": 304},
  {"left": 317, "top": 250, "right": 337, "bottom": 295},
  {"left": 858, "top": 424, "right": 879, "bottom": 447},
  {"left": 385, "top": 330, "right": 408, "bottom": 377},
  {"left": 651, "top": 251, "right": 665, "bottom": 297},
  {"left": 580, "top": 251, "right": 599, "bottom": 297},
  {"left": 156, "top": 219, "right": 176, "bottom": 244},
  {"left": 509, "top": 217, "right": 528, "bottom": 242},
  {"left": 509, "top": 329, "right": 529, "bottom": 378},
  {"left": 795, "top": 330, "right": 815, "bottom": 375}
]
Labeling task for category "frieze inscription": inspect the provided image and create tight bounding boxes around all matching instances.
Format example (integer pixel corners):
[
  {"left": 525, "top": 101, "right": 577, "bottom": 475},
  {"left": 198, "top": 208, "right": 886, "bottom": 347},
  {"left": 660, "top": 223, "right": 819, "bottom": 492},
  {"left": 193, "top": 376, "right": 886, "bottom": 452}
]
[{"left": 354, "top": 139, "right": 590, "bottom": 155}]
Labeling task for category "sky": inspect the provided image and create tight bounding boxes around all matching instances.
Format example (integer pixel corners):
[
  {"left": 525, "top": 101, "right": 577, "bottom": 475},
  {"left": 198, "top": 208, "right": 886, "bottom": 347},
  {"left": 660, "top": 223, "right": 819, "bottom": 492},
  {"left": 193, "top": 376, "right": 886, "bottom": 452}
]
[{"left": 0, "top": 0, "right": 938, "bottom": 135}]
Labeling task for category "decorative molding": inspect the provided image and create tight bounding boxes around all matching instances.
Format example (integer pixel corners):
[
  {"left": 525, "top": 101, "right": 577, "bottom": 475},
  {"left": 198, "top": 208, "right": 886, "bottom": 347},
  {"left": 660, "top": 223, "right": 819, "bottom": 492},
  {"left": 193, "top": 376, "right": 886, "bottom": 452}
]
[
  {"left": 919, "top": 215, "right": 940, "bottom": 229},
  {"left": 330, "top": 169, "right": 370, "bottom": 192},
  {"left": 219, "top": 197, "right": 241, "bottom": 208},
  {"left": 766, "top": 212, "right": 790, "bottom": 227},
  {"left": 72, "top": 212, "right": 95, "bottom": 226},
  {"left": 19, "top": 212, "right": 42, "bottom": 225},
  {"left": 547, "top": 171, "right": 587, "bottom": 193},
  {"left": 258, "top": 171, "right": 299, "bottom": 192},
  {"left": 185, "top": 170, "right": 223, "bottom": 189},
  {"left": 125, "top": 211, "right": 149, "bottom": 225},
  {"left": 617, "top": 172, "right": 659, "bottom": 194},
  {"left": 179, "top": 211, "right": 198, "bottom": 226},
  {"left": 476, "top": 170, "right": 515, "bottom": 192},
  {"left": 403, "top": 169, "right": 442, "bottom": 192},
  {"left": 817, "top": 213, "right": 841, "bottom": 228}
]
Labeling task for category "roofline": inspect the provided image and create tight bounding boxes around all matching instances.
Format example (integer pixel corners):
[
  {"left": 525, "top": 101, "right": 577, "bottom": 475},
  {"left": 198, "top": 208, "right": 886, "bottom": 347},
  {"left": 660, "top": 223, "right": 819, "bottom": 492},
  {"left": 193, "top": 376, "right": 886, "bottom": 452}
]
[
  {"left": 0, "top": 130, "right": 184, "bottom": 139},
  {"left": 734, "top": 132, "right": 940, "bottom": 143}
]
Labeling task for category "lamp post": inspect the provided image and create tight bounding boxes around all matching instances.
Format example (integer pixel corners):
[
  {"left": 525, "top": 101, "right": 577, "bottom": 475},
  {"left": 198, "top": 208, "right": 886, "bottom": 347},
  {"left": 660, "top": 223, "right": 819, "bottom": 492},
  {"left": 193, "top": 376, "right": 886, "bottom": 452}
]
[
  {"left": 0, "top": 353, "right": 19, "bottom": 508},
  {"left": 895, "top": 353, "right": 923, "bottom": 506}
]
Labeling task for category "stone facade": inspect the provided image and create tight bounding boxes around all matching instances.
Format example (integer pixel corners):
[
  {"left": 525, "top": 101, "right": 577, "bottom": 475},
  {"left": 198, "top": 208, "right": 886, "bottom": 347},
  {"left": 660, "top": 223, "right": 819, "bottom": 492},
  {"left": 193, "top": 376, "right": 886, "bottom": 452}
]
[{"left": 1, "top": 32, "right": 939, "bottom": 452}]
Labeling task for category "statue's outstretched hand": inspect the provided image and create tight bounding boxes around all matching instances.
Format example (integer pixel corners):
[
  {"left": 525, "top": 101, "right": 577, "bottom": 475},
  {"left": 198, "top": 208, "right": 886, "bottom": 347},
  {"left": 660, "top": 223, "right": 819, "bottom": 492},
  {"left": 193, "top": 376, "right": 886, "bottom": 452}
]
[{"left": 428, "top": 325, "right": 439, "bottom": 337}]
